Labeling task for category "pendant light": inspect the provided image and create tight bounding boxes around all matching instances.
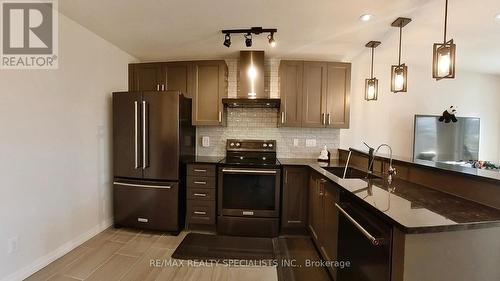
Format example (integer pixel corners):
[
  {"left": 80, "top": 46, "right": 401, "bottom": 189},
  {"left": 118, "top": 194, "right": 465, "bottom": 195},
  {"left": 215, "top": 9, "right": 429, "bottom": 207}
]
[
  {"left": 365, "top": 41, "right": 381, "bottom": 101},
  {"left": 432, "top": 0, "right": 456, "bottom": 80},
  {"left": 390, "top": 17, "right": 411, "bottom": 93}
]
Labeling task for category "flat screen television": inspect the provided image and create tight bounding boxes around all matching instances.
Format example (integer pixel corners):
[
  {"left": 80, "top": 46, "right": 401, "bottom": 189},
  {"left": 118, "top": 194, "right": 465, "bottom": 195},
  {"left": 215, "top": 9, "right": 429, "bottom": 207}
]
[{"left": 413, "top": 115, "right": 480, "bottom": 162}]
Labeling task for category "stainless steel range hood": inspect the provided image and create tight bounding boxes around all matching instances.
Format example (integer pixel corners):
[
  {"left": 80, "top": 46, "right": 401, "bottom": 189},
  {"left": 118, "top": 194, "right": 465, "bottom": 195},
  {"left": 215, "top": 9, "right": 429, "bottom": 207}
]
[{"left": 222, "top": 51, "right": 280, "bottom": 108}]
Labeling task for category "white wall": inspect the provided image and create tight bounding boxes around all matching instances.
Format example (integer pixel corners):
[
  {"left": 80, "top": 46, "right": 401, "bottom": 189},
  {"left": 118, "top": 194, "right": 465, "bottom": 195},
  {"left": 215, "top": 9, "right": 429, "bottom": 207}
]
[
  {"left": 0, "top": 13, "right": 136, "bottom": 280},
  {"left": 341, "top": 41, "right": 500, "bottom": 163}
]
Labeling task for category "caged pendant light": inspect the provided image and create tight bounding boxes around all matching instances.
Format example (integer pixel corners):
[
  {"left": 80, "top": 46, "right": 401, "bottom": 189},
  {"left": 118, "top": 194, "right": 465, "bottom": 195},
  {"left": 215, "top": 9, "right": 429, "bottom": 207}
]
[
  {"left": 365, "top": 41, "right": 381, "bottom": 101},
  {"left": 390, "top": 17, "right": 411, "bottom": 93},
  {"left": 432, "top": 0, "right": 456, "bottom": 80}
]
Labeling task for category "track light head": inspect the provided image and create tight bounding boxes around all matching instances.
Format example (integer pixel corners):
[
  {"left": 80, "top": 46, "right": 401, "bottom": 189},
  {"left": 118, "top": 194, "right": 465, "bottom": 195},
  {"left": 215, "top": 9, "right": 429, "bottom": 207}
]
[
  {"left": 244, "top": 33, "right": 252, "bottom": 47},
  {"left": 268, "top": 32, "right": 276, "bottom": 47},
  {"left": 223, "top": 33, "right": 231, "bottom": 48}
]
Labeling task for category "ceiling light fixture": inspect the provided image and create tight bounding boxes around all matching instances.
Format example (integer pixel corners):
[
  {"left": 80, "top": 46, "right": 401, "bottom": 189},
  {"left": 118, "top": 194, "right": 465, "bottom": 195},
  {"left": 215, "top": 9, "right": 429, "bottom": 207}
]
[
  {"left": 221, "top": 27, "right": 277, "bottom": 48},
  {"left": 360, "top": 14, "right": 373, "bottom": 22},
  {"left": 495, "top": 13, "right": 500, "bottom": 21},
  {"left": 391, "top": 17, "right": 411, "bottom": 93},
  {"left": 432, "top": 0, "right": 456, "bottom": 80},
  {"left": 244, "top": 33, "right": 252, "bottom": 47},
  {"left": 365, "top": 41, "right": 381, "bottom": 101},
  {"left": 268, "top": 32, "right": 276, "bottom": 47},
  {"left": 223, "top": 33, "right": 231, "bottom": 48}
]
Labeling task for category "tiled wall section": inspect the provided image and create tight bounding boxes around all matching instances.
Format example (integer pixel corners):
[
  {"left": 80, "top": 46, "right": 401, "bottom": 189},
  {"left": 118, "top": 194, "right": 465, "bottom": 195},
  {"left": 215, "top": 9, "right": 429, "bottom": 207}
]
[
  {"left": 195, "top": 59, "right": 341, "bottom": 159},
  {"left": 197, "top": 108, "right": 340, "bottom": 159}
]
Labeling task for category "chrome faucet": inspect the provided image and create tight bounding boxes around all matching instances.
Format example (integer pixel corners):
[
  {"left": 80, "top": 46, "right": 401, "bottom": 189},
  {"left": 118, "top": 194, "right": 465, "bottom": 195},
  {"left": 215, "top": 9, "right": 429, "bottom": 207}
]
[{"left": 367, "top": 144, "right": 397, "bottom": 184}]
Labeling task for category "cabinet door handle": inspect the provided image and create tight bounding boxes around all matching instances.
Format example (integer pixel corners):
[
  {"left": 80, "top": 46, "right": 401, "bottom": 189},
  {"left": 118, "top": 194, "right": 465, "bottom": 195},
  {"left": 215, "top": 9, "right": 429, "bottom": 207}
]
[
  {"left": 134, "top": 101, "right": 139, "bottom": 169},
  {"left": 322, "top": 113, "right": 326, "bottom": 125},
  {"left": 137, "top": 218, "right": 149, "bottom": 223},
  {"left": 194, "top": 211, "right": 207, "bottom": 215},
  {"left": 327, "top": 113, "right": 331, "bottom": 125},
  {"left": 156, "top": 84, "right": 160, "bottom": 91},
  {"left": 193, "top": 193, "right": 207, "bottom": 197},
  {"left": 194, "top": 181, "right": 207, "bottom": 185},
  {"left": 161, "top": 84, "right": 165, "bottom": 91},
  {"left": 218, "top": 111, "right": 222, "bottom": 123},
  {"left": 281, "top": 112, "right": 285, "bottom": 124},
  {"left": 336, "top": 203, "right": 385, "bottom": 246},
  {"left": 287, "top": 220, "right": 301, "bottom": 223},
  {"left": 193, "top": 169, "right": 207, "bottom": 172}
]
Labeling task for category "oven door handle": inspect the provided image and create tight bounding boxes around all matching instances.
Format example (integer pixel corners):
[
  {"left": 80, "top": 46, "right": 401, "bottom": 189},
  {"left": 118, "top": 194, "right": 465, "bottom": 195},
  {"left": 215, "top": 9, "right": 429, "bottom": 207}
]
[
  {"left": 221, "top": 168, "right": 277, "bottom": 175},
  {"left": 335, "top": 203, "right": 384, "bottom": 246}
]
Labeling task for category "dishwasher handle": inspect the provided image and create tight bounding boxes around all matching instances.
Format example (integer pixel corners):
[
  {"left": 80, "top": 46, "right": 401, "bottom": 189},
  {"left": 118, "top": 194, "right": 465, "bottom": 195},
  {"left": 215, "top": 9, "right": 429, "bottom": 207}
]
[{"left": 335, "top": 203, "right": 385, "bottom": 246}]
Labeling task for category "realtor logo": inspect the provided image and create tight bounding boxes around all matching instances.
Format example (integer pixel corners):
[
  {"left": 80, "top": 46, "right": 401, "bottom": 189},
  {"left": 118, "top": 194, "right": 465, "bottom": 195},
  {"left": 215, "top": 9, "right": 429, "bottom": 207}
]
[{"left": 1, "top": 0, "right": 58, "bottom": 69}]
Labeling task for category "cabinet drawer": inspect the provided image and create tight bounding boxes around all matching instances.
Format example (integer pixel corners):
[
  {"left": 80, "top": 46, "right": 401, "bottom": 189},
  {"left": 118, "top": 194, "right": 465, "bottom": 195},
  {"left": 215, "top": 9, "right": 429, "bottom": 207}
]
[
  {"left": 187, "top": 188, "right": 216, "bottom": 201},
  {"left": 187, "top": 200, "right": 215, "bottom": 225},
  {"left": 186, "top": 176, "right": 216, "bottom": 189},
  {"left": 113, "top": 181, "right": 179, "bottom": 232},
  {"left": 187, "top": 164, "right": 216, "bottom": 177}
]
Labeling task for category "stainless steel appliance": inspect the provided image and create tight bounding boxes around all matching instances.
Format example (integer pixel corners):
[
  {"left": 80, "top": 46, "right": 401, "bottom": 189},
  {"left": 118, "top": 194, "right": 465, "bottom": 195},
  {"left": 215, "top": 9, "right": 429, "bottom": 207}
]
[
  {"left": 217, "top": 139, "right": 281, "bottom": 237},
  {"left": 337, "top": 195, "right": 392, "bottom": 281},
  {"left": 112, "top": 91, "right": 195, "bottom": 233},
  {"left": 413, "top": 115, "right": 480, "bottom": 162}
]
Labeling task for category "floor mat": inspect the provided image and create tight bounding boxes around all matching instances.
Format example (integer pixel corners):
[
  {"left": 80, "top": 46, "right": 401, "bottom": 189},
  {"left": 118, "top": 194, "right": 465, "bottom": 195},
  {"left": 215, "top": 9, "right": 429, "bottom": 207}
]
[{"left": 171, "top": 232, "right": 276, "bottom": 262}]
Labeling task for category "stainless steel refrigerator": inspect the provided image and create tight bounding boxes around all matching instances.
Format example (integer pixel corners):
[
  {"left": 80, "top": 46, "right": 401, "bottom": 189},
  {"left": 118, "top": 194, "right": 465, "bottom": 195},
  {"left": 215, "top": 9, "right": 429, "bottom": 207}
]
[{"left": 112, "top": 91, "right": 195, "bottom": 233}]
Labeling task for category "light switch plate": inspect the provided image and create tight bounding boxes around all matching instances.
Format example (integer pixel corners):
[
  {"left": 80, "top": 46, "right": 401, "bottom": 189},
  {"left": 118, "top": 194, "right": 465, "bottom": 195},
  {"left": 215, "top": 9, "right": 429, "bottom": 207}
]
[
  {"left": 305, "top": 139, "right": 317, "bottom": 147},
  {"left": 202, "top": 136, "right": 210, "bottom": 147}
]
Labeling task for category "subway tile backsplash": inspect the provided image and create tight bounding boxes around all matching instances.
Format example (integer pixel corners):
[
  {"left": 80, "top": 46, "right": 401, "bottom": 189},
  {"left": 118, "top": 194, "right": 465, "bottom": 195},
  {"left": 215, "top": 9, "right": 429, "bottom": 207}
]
[
  {"left": 195, "top": 58, "right": 340, "bottom": 159},
  {"left": 196, "top": 108, "right": 340, "bottom": 159}
]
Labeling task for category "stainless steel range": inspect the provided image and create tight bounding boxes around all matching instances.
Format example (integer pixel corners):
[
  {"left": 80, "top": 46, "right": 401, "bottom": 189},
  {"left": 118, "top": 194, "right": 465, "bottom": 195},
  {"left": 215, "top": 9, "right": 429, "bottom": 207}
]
[{"left": 217, "top": 139, "right": 281, "bottom": 237}]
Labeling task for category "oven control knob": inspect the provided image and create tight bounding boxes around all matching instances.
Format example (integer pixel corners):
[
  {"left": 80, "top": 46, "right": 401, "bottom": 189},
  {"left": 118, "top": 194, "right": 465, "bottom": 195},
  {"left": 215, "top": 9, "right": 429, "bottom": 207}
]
[
  {"left": 268, "top": 143, "right": 273, "bottom": 148},
  {"left": 263, "top": 143, "right": 267, "bottom": 147},
  {"left": 236, "top": 143, "right": 240, "bottom": 147},
  {"left": 230, "top": 142, "right": 235, "bottom": 147}
]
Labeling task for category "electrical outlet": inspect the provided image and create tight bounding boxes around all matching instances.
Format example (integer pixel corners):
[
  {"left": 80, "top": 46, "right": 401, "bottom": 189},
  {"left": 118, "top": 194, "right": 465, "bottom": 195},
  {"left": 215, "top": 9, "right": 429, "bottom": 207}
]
[
  {"left": 8, "top": 236, "right": 18, "bottom": 254},
  {"left": 293, "top": 139, "right": 299, "bottom": 147},
  {"left": 305, "top": 139, "right": 317, "bottom": 147},
  {"left": 202, "top": 136, "right": 210, "bottom": 147}
]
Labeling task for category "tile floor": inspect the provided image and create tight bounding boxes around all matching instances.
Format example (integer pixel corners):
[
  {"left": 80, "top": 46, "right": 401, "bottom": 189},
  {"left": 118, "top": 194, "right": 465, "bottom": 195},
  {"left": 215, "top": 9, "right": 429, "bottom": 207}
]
[{"left": 24, "top": 228, "right": 278, "bottom": 281}]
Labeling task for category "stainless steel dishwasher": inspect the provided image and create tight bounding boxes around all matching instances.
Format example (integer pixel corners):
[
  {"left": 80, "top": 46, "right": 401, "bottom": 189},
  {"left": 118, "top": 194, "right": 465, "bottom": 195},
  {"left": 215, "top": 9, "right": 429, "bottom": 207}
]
[{"left": 336, "top": 195, "right": 392, "bottom": 281}]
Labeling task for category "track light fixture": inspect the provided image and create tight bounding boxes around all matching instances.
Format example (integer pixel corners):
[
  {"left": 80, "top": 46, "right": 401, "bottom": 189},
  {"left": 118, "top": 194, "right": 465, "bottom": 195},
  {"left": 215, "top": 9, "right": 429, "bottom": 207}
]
[
  {"left": 268, "top": 32, "right": 276, "bottom": 47},
  {"left": 365, "top": 41, "right": 381, "bottom": 101},
  {"left": 390, "top": 17, "right": 411, "bottom": 93},
  {"left": 221, "top": 27, "right": 278, "bottom": 48},
  {"left": 432, "top": 0, "right": 456, "bottom": 80},
  {"left": 245, "top": 33, "right": 252, "bottom": 47},
  {"left": 223, "top": 33, "right": 231, "bottom": 48}
]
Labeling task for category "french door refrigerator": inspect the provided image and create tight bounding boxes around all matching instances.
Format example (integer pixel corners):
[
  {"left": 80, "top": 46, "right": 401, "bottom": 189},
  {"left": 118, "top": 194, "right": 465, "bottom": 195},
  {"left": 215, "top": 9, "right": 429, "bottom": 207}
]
[{"left": 112, "top": 91, "right": 195, "bottom": 233}]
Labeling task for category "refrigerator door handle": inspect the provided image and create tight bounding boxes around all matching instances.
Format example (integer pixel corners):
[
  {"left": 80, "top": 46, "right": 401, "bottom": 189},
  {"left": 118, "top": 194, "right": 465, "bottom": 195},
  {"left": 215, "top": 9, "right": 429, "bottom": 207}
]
[
  {"left": 114, "top": 181, "right": 172, "bottom": 189},
  {"left": 134, "top": 101, "right": 139, "bottom": 169},
  {"left": 142, "top": 101, "right": 148, "bottom": 169}
]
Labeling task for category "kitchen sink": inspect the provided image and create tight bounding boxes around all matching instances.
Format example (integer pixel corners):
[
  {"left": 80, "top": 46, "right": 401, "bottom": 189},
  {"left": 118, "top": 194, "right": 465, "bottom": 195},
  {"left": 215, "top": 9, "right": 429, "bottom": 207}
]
[{"left": 322, "top": 166, "right": 380, "bottom": 179}]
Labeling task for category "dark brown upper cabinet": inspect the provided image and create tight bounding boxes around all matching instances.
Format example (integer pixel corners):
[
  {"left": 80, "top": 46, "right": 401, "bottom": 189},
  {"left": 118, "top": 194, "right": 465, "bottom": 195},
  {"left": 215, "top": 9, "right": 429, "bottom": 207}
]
[
  {"left": 166, "top": 62, "right": 193, "bottom": 98},
  {"left": 326, "top": 62, "right": 351, "bottom": 128},
  {"left": 191, "top": 60, "right": 227, "bottom": 126},
  {"left": 129, "top": 63, "right": 165, "bottom": 92},
  {"left": 302, "top": 62, "right": 328, "bottom": 128},
  {"left": 281, "top": 166, "right": 309, "bottom": 230},
  {"left": 279, "top": 60, "right": 351, "bottom": 128},
  {"left": 129, "top": 60, "right": 227, "bottom": 126},
  {"left": 279, "top": 61, "right": 303, "bottom": 127}
]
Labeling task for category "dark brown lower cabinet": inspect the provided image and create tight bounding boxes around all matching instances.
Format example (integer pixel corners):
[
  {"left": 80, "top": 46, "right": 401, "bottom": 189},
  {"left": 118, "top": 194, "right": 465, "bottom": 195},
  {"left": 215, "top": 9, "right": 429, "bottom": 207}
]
[
  {"left": 281, "top": 166, "right": 309, "bottom": 231},
  {"left": 186, "top": 164, "right": 217, "bottom": 231},
  {"left": 308, "top": 173, "right": 340, "bottom": 280},
  {"left": 113, "top": 181, "right": 179, "bottom": 232}
]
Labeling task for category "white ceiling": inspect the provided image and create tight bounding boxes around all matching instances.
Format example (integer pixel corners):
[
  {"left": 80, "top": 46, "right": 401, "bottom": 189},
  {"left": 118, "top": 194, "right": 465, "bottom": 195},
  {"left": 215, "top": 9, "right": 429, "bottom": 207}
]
[{"left": 59, "top": 0, "right": 500, "bottom": 74}]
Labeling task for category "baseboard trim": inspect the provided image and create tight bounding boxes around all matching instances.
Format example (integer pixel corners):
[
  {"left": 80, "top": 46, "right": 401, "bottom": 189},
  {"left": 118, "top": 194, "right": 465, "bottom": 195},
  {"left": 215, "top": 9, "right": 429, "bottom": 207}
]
[{"left": 1, "top": 218, "right": 113, "bottom": 281}]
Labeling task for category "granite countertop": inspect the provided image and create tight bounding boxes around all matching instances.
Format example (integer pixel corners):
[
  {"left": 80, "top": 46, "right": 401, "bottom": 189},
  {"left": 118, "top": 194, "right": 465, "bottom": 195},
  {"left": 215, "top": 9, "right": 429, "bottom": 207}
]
[
  {"left": 339, "top": 148, "right": 500, "bottom": 183},
  {"left": 183, "top": 155, "right": 223, "bottom": 164},
  {"left": 280, "top": 158, "right": 500, "bottom": 234}
]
